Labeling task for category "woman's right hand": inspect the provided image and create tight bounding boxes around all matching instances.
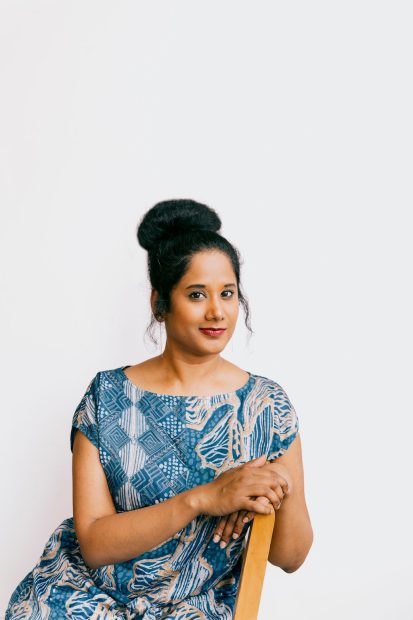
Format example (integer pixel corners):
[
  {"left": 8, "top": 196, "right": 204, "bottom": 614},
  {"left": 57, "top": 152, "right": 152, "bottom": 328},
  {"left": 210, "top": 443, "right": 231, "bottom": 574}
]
[{"left": 194, "top": 454, "right": 290, "bottom": 517}]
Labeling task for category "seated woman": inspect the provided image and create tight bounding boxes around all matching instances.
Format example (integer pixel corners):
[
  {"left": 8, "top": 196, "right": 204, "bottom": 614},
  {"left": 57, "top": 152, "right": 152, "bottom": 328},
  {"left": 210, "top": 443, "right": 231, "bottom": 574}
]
[{"left": 6, "top": 198, "right": 313, "bottom": 619}]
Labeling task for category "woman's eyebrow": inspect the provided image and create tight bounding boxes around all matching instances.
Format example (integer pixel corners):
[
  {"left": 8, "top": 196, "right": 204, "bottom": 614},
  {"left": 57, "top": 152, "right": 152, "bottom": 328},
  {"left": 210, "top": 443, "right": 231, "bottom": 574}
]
[{"left": 185, "top": 283, "right": 236, "bottom": 289}]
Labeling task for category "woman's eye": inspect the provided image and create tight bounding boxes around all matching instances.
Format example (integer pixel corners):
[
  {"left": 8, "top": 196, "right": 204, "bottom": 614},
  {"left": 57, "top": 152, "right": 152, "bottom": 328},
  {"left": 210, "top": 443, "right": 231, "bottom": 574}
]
[{"left": 189, "top": 291, "right": 234, "bottom": 300}]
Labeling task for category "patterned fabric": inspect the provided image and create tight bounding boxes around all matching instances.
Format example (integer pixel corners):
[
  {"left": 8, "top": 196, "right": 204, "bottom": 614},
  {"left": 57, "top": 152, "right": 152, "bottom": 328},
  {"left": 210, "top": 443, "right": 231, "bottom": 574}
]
[{"left": 5, "top": 366, "right": 299, "bottom": 619}]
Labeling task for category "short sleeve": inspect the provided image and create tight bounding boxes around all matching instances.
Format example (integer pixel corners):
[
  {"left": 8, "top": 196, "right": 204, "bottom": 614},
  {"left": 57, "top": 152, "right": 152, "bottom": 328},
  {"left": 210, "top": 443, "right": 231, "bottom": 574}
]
[
  {"left": 267, "top": 382, "right": 300, "bottom": 460},
  {"left": 70, "top": 373, "right": 100, "bottom": 452}
]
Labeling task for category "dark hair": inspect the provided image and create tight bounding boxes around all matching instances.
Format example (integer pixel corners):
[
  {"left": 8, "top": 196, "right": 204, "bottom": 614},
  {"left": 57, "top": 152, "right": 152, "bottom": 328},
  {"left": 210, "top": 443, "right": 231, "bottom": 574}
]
[{"left": 137, "top": 198, "right": 253, "bottom": 345}]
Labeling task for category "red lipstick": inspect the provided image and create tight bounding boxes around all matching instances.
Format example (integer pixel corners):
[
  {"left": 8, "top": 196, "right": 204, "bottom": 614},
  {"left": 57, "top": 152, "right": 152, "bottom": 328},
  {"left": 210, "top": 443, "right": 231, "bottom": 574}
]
[{"left": 199, "top": 328, "right": 227, "bottom": 337}]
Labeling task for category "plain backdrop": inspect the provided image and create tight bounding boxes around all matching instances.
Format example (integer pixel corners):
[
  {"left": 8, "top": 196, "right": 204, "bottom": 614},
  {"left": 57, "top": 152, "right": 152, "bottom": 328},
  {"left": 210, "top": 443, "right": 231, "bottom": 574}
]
[{"left": 1, "top": 2, "right": 412, "bottom": 618}]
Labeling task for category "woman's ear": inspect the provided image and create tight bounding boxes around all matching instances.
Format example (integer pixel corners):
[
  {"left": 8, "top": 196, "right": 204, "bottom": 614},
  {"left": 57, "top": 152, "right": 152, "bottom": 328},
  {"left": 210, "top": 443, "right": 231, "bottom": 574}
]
[
  {"left": 150, "top": 288, "right": 157, "bottom": 313},
  {"left": 151, "top": 289, "right": 165, "bottom": 322}
]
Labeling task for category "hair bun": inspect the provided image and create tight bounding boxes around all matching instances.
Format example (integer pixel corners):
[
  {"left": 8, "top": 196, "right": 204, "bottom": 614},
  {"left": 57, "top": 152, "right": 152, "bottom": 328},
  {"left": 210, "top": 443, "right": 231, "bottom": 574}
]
[{"left": 137, "top": 199, "right": 221, "bottom": 252}]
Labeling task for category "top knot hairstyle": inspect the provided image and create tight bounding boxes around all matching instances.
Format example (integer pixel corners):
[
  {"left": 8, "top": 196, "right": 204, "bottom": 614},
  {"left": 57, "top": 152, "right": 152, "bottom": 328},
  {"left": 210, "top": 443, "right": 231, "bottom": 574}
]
[{"left": 137, "top": 198, "right": 253, "bottom": 346}]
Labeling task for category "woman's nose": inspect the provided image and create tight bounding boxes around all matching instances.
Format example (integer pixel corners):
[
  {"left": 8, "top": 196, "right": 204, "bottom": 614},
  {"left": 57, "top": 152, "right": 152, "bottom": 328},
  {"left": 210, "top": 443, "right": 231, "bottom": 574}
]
[{"left": 206, "top": 299, "right": 224, "bottom": 320}]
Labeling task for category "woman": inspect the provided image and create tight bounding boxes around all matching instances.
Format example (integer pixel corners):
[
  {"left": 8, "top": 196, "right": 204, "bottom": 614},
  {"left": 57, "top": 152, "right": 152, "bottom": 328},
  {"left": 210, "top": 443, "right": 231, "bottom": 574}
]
[{"left": 6, "top": 199, "right": 313, "bottom": 619}]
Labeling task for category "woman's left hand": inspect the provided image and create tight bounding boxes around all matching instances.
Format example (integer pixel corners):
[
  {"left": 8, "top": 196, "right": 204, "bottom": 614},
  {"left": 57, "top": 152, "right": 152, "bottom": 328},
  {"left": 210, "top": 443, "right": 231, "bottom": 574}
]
[{"left": 212, "top": 495, "right": 271, "bottom": 548}]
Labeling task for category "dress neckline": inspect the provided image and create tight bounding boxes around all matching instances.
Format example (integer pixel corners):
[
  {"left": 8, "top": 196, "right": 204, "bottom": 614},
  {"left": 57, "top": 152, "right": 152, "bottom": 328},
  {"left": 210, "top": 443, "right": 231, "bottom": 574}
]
[{"left": 119, "top": 365, "right": 254, "bottom": 400}]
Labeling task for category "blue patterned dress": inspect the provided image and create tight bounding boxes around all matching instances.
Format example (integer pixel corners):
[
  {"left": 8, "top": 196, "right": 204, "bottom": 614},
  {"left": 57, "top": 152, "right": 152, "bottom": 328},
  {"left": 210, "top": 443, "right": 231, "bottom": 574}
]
[{"left": 5, "top": 366, "right": 299, "bottom": 620}]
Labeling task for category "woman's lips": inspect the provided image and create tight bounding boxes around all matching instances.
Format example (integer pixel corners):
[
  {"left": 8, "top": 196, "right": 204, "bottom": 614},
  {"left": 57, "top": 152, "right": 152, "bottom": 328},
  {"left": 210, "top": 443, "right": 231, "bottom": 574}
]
[{"left": 199, "top": 328, "right": 227, "bottom": 337}]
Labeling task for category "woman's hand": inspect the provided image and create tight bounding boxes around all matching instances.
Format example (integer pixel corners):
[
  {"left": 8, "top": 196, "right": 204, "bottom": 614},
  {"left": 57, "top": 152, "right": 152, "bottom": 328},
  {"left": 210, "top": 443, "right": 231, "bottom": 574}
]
[
  {"left": 195, "top": 454, "right": 288, "bottom": 518},
  {"left": 212, "top": 496, "right": 271, "bottom": 547},
  {"left": 212, "top": 460, "right": 294, "bottom": 547}
]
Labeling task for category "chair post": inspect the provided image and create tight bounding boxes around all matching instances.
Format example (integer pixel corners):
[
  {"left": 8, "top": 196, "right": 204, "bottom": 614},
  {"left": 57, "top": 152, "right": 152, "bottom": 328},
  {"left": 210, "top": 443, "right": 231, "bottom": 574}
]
[{"left": 233, "top": 511, "right": 276, "bottom": 620}]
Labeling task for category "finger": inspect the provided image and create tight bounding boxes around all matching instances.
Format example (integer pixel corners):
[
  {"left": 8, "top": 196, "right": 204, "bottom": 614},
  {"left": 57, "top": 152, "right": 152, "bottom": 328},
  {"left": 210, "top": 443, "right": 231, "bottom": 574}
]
[
  {"left": 233, "top": 511, "right": 249, "bottom": 536},
  {"left": 244, "top": 454, "right": 267, "bottom": 468},
  {"left": 267, "top": 469, "right": 290, "bottom": 495},
  {"left": 280, "top": 478, "right": 290, "bottom": 495},
  {"left": 246, "top": 498, "right": 275, "bottom": 515},
  {"left": 272, "top": 487, "right": 284, "bottom": 510},
  {"left": 264, "top": 488, "right": 284, "bottom": 511},
  {"left": 220, "top": 512, "right": 239, "bottom": 548},
  {"left": 243, "top": 509, "right": 255, "bottom": 523},
  {"left": 251, "top": 489, "right": 283, "bottom": 512},
  {"left": 213, "top": 516, "right": 228, "bottom": 542},
  {"left": 248, "top": 482, "right": 285, "bottom": 508},
  {"left": 213, "top": 517, "right": 228, "bottom": 543},
  {"left": 260, "top": 483, "right": 285, "bottom": 509},
  {"left": 242, "top": 495, "right": 257, "bottom": 523},
  {"left": 243, "top": 496, "right": 270, "bottom": 523},
  {"left": 243, "top": 496, "right": 268, "bottom": 523}
]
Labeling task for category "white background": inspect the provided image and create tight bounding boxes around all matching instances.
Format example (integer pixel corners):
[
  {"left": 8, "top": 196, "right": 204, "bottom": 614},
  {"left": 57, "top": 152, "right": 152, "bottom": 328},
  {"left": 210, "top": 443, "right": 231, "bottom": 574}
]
[{"left": 1, "top": 2, "right": 412, "bottom": 618}]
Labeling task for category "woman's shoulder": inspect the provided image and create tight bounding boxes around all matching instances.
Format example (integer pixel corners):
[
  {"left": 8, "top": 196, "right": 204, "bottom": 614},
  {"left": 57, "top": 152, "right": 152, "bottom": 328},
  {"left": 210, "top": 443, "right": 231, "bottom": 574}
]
[
  {"left": 250, "top": 370, "right": 291, "bottom": 393},
  {"left": 249, "top": 372, "right": 298, "bottom": 420},
  {"left": 84, "top": 366, "right": 127, "bottom": 392}
]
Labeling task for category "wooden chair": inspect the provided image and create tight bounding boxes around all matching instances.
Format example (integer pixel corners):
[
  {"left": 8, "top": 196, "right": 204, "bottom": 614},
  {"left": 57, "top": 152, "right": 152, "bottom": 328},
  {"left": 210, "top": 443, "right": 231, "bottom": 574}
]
[{"left": 233, "top": 510, "right": 276, "bottom": 620}]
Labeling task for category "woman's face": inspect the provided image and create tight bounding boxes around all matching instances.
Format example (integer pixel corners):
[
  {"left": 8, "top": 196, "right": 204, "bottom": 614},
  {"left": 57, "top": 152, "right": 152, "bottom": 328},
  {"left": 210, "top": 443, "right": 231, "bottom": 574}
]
[{"left": 160, "top": 250, "right": 240, "bottom": 355}]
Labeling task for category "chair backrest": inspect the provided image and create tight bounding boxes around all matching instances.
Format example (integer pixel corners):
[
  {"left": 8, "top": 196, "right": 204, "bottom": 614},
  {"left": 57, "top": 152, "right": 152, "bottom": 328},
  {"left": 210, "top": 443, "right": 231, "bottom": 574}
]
[{"left": 233, "top": 511, "right": 276, "bottom": 620}]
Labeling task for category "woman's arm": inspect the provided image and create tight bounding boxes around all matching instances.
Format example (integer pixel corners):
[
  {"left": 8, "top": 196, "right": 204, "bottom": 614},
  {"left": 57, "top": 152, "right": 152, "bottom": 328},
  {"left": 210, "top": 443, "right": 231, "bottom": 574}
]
[
  {"left": 72, "top": 428, "right": 201, "bottom": 569},
  {"left": 267, "top": 434, "right": 313, "bottom": 571}
]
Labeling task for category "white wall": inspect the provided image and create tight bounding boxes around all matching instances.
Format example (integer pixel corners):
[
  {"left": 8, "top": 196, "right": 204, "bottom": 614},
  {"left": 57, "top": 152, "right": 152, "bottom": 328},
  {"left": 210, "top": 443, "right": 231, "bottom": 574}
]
[{"left": 1, "top": 2, "right": 412, "bottom": 618}]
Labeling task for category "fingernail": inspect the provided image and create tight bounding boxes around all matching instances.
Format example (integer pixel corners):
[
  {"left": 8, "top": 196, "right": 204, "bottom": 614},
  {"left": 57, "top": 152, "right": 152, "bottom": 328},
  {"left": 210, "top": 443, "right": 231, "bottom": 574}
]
[
  {"left": 232, "top": 532, "right": 239, "bottom": 539},
  {"left": 213, "top": 534, "right": 220, "bottom": 543},
  {"left": 220, "top": 540, "right": 227, "bottom": 549}
]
